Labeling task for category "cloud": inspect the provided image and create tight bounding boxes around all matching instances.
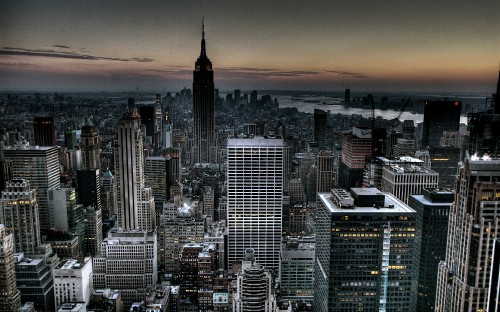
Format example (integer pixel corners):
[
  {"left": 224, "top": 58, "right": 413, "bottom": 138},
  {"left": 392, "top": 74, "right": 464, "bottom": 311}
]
[
  {"left": 218, "top": 67, "right": 368, "bottom": 79},
  {"left": 0, "top": 47, "right": 154, "bottom": 63},
  {"left": 52, "top": 45, "right": 71, "bottom": 49},
  {"left": 323, "top": 70, "right": 368, "bottom": 79},
  {"left": 0, "top": 61, "right": 34, "bottom": 67}
]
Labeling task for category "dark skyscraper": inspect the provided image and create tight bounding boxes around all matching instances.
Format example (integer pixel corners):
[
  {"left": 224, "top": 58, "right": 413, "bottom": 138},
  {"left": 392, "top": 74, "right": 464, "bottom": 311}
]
[
  {"left": 192, "top": 21, "right": 217, "bottom": 164},
  {"left": 33, "top": 116, "right": 56, "bottom": 146},
  {"left": 421, "top": 100, "right": 461, "bottom": 147},
  {"left": 314, "top": 109, "right": 328, "bottom": 150}
]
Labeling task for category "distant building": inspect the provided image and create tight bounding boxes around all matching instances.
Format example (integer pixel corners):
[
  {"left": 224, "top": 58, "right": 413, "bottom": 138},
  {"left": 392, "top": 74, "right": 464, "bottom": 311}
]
[
  {"left": 316, "top": 151, "right": 336, "bottom": 193},
  {"left": 381, "top": 161, "right": 439, "bottom": 204},
  {"left": 33, "top": 116, "right": 56, "bottom": 146},
  {"left": 338, "top": 127, "right": 373, "bottom": 189},
  {"left": 421, "top": 100, "right": 461, "bottom": 147},
  {"left": 315, "top": 188, "right": 418, "bottom": 311},
  {"left": 314, "top": 109, "right": 328, "bottom": 150},
  {"left": 80, "top": 118, "right": 101, "bottom": 172}
]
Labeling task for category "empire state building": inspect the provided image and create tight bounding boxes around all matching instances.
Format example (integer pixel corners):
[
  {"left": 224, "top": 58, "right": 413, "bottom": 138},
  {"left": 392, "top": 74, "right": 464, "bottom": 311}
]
[{"left": 192, "top": 22, "right": 217, "bottom": 164}]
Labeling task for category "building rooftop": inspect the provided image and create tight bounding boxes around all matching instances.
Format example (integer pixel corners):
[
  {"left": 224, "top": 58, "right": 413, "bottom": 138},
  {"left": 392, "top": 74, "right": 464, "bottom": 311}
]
[{"left": 319, "top": 188, "right": 414, "bottom": 214}]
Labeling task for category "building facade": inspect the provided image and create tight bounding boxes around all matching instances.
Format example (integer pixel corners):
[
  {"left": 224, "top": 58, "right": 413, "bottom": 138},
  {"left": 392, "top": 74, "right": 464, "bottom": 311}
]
[
  {"left": 435, "top": 157, "right": 500, "bottom": 311},
  {"left": 0, "top": 179, "right": 41, "bottom": 253},
  {"left": 0, "top": 224, "right": 21, "bottom": 311},
  {"left": 114, "top": 111, "right": 155, "bottom": 230},
  {"left": 4, "top": 145, "right": 60, "bottom": 231},
  {"left": 192, "top": 22, "right": 217, "bottom": 164},
  {"left": 409, "top": 188, "right": 453, "bottom": 312},
  {"left": 315, "top": 188, "right": 419, "bottom": 311},
  {"left": 93, "top": 228, "right": 157, "bottom": 307},
  {"left": 227, "top": 136, "right": 284, "bottom": 270}
]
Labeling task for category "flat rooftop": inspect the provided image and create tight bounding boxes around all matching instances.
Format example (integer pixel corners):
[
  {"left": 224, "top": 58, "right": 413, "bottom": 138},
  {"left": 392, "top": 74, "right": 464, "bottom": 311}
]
[{"left": 318, "top": 188, "right": 415, "bottom": 215}]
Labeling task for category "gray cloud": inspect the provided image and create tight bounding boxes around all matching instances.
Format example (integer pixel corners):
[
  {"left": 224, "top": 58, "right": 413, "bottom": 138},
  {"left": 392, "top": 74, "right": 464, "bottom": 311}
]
[
  {"left": 0, "top": 47, "right": 154, "bottom": 63},
  {"left": 0, "top": 61, "right": 34, "bottom": 67},
  {"left": 52, "top": 45, "right": 71, "bottom": 49}
]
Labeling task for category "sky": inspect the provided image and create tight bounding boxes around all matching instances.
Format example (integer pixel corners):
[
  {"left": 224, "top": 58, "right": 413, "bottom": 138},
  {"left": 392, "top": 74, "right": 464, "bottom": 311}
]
[{"left": 0, "top": 0, "right": 499, "bottom": 93}]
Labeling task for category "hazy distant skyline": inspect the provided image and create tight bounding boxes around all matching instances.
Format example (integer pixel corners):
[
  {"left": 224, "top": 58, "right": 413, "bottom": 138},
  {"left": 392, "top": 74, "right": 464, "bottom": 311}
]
[{"left": 1, "top": 0, "right": 499, "bottom": 93}]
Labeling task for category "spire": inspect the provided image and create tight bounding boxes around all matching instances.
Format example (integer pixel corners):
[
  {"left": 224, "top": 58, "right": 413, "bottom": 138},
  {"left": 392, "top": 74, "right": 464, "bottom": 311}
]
[{"left": 200, "top": 17, "right": 206, "bottom": 58}]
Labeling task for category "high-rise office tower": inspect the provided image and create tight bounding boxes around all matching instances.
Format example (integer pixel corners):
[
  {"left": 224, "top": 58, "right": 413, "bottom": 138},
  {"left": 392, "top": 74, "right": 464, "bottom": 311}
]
[
  {"left": 338, "top": 127, "right": 373, "bottom": 189},
  {"left": 4, "top": 145, "right": 60, "bottom": 231},
  {"left": 421, "top": 100, "right": 461, "bottom": 147},
  {"left": 84, "top": 206, "right": 102, "bottom": 256},
  {"left": 33, "top": 116, "right": 56, "bottom": 146},
  {"left": 77, "top": 168, "right": 101, "bottom": 210},
  {"left": 315, "top": 188, "right": 418, "bottom": 311},
  {"left": 409, "top": 188, "right": 454, "bottom": 312},
  {"left": 145, "top": 156, "right": 168, "bottom": 224},
  {"left": 53, "top": 257, "right": 93, "bottom": 310},
  {"left": 0, "top": 224, "right": 21, "bottom": 311},
  {"left": 227, "top": 136, "right": 283, "bottom": 270},
  {"left": 314, "top": 109, "right": 328, "bottom": 150},
  {"left": 436, "top": 156, "right": 500, "bottom": 311},
  {"left": 154, "top": 93, "right": 163, "bottom": 148},
  {"left": 138, "top": 105, "right": 155, "bottom": 144},
  {"left": 80, "top": 118, "right": 100, "bottom": 172},
  {"left": 48, "top": 187, "right": 86, "bottom": 255},
  {"left": 64, "top": 129, "right": 77, "bottom": 149},
  {"left": 381, "top": 161, "right": 439, "bottom": 204},
  {"left": 0, "top": 179, "right": 41, "bottom": 253},
  {"left": 488, "top": 239, "right": 500, "bottom": 311},
  {"left": 279, "top": 236, "right": 315, "bottom": 303},
  {"left": 93, "top": 228, "right": 157, "bottom": 307},
  {"left": 101, "top": 169, "right": 117, "bottom": 219},
  {"left": 192, "top": 22, "right": 217, "bottom": 164},
  {"left": 158, "top": 197, "right": 204, "bottom": 275},
  {"left": 316, "top": 150, "right": 336, "bottom": 193},
  {"left": 114, "top": 111, "right": 155, "bottom": 230}
]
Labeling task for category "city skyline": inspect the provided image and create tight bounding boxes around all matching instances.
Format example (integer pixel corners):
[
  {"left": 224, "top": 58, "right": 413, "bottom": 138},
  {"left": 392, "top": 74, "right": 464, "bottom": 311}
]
[{"left": 0, "top": 0, "right": 499, "bottom": 93}]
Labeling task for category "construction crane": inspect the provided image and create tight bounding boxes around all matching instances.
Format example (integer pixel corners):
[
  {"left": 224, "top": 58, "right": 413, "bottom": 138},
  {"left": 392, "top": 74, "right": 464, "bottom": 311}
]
[{"left": 379, "top": 222, "right": 391, "bottom": 312}]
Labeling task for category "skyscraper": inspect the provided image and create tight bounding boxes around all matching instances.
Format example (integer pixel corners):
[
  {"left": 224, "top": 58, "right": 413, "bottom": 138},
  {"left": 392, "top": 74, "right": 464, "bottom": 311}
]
[
  {"left": 435, "top": 156, "right": 500, "bottom": 311},
  {"left": 409, "top": 188, "right": 453, "bottom": 312},
  {"left": 421, "top": 100, "right": 461, "bottom": 147},
  {"left": 315, "top": 188, "right": 418, "bottom": 311},
  {"left": 154, "top": 93, "right": 163, "bottom": 148},
  {"left": 114, "top": 111, "right": 155, "bottom": 230},
  {"left": 0, "top": 179, "right": 41, "bottom": 254},
  {"left": 4, "top": 145, "right": 60, "bottom": 231},
  {"left": 33, "top": 116, "right": 56, "bottom": 146},
  {"left": 316, "top": 150, "right": 336, "bottom": 193},
  {"left": 192, "top": 21, "right": 217, "bottom": 164},
  {"left": 80, "top": 118, "right": 100, "bottom": 171},
  {"left": 227, "top": 136, "right": 283, "bottom": 270},
  {"left": 0, "top": 224, "right": 21, "bottom": 311},
  {"left": 314, "top": 109, "right": 328, "bottom": 150}
]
